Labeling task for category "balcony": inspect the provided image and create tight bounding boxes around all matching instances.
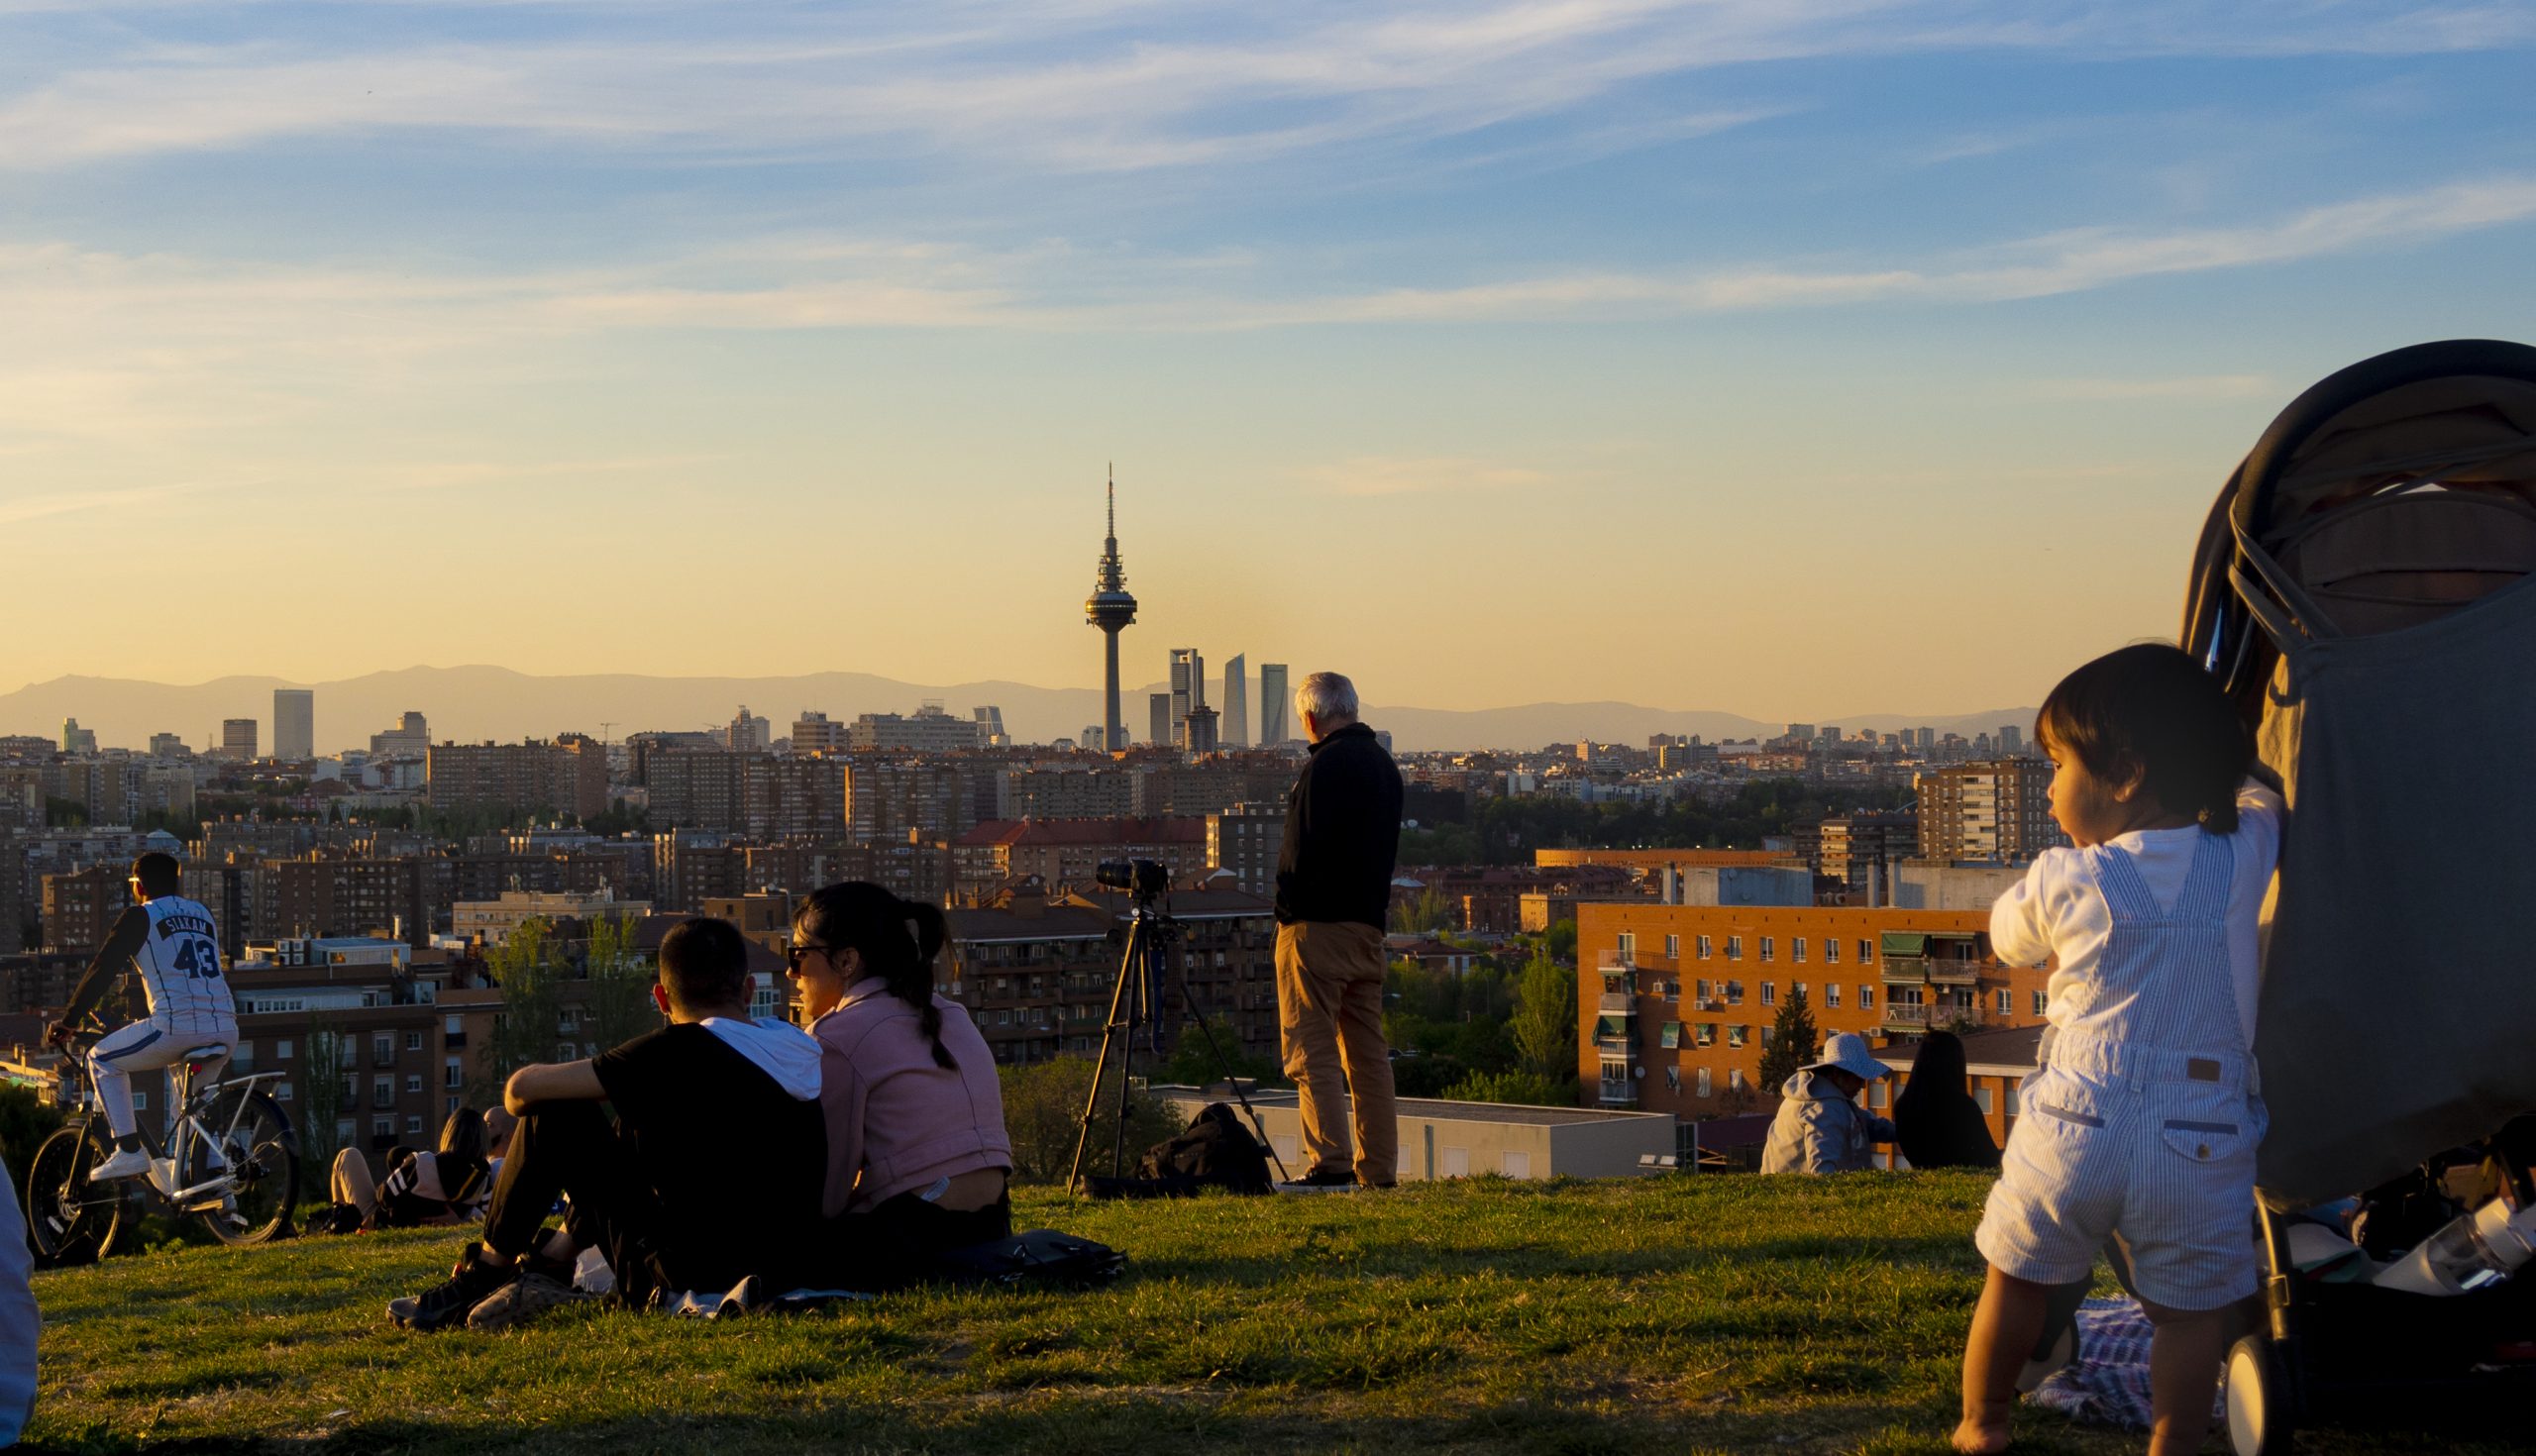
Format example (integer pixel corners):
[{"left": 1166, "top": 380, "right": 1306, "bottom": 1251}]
[
  {"left": 1884, "top": 1002, "right": 1984, "bottom": 1031},
  {"left": 1597, "top": 1080, "right": 1638, "bottom": 1107},
  {"left": 1881, "top": 956, "right": 1928, "bottom": 986},
  {"left": 1596, "top": 951, "right": 1638, "bottom": 972},
  {"left": 1597, "top": 992, "right": 1637, "bottom": 1014}
]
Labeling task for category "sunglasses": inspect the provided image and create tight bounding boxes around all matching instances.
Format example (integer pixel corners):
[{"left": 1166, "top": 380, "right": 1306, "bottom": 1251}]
[{"left": 785, "top": 943, "right": 836, "bottom": 976}]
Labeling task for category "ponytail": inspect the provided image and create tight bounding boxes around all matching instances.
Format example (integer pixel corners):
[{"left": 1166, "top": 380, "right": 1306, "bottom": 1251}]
[{"left": 794, "top": 882, "right": 959, "bottom": 1069}]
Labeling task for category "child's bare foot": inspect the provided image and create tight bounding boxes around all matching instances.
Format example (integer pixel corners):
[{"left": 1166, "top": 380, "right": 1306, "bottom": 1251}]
[{"left": 1951, "top": 1406, "right": 2011, "bottom": 1454}]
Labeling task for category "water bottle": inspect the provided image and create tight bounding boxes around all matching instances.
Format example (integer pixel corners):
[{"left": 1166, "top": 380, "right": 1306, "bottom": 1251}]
[{"left": 2372, "top": 1195, "right": 2536, "bottom": 1296}]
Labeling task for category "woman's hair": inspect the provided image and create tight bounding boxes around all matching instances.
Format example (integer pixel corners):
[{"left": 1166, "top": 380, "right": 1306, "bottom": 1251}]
[
  {"left": 2036, "top": 643, "right": 2252, "bottom": 833},
  {"left": 1894, "top": 1029, "right": 1969, "bottom": 1115},
  {"left": 437, "top": 1106, "right": 484, "bottom": 1167},
  {"left": 794, "top": 882, "right": 957, "bottom": 1069}
]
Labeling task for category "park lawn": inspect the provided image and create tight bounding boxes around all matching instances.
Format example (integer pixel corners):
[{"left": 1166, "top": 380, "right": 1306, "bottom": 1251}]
[{"left": 17, "top": 1172, "right": 2515, "bottom": 1455}]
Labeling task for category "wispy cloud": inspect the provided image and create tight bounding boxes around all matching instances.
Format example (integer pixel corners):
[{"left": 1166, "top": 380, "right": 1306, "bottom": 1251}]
[
  {"left": 0, "top": 481, "right": 205, "bottom": 526},
  {"left": 1, "top": 1, "right": 2526, "bottom": 172}
]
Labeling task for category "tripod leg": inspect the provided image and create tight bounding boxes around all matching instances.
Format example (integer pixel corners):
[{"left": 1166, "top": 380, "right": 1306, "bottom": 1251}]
[
  {"left": 1066, "top": 918, "right": 1144, "bottom": 1192},
  {"left": 1110, "top": 918, "right": 1147, "bottom": 1181}
]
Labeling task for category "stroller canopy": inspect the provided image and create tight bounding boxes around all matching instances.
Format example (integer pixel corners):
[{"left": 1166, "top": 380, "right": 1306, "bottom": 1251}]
[{"left": 2183, "top": 339, "right": 2536, "bottom": 1206}]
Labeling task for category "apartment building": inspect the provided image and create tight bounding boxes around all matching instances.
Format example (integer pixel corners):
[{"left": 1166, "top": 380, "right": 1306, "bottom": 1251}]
[
  {"left": 847, "top": 705, "right": 984, "bottom": 753},
  {"left": 1916, "top": 760, "right": 2064, "bottom": 864},
  {"left": 951, "top": 817, "right": 1208, "bottom": 899},
  {"left": 1205, "top": 802, "right": 1286, "bottom": 896},
  {"left": 425, "top": 736, "right": 608, "bottom": 822},
  {"left": 1818, "top": 810, "right": 1919, "bottom": 899},
  {"left": 453, "top": 888, "right": 650, "bottom": 947},
  {"left": 39, "top": 865, "right": 121, "bottom": 953},
  {"left": 1573, "top": 901, "right": 2052, "bottom": 1116}
]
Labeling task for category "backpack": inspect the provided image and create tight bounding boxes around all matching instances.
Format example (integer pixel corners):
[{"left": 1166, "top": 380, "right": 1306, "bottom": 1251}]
[
  {"left": 1132, "top": 1102, "right": 1274, "bottom": 1195},
  {"left": 934, "top": 1229, "right": 1127, "bottom": 1289}
]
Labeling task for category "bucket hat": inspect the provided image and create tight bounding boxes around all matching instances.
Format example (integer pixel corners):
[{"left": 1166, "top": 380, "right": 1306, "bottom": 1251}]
[{"left": 1805, "top": 1031, "right": 1892, "bottom": 1081}]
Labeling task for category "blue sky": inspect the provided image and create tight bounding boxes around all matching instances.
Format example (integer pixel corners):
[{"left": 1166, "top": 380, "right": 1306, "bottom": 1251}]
[{"left": 4, "top": 2, "right": 2533, "bottom": 719}]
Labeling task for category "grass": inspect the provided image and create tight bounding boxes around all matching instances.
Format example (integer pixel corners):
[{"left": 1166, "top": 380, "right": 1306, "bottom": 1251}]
[{"left": 19, "top": 1173, "right": 2519, "bottom": 1454}]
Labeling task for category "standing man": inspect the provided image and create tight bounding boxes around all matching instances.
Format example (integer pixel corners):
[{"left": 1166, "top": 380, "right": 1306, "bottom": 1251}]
[{"left": 1274, "top": 672, "right": 1405, "bottom": 1189}]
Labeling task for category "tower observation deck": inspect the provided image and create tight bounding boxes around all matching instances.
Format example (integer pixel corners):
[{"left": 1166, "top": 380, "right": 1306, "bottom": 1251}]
[{"left": 1085, "top": 469, "right": 1138, "bottom": 752}]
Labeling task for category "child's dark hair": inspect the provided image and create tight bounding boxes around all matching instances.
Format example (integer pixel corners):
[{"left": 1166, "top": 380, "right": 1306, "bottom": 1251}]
[
  {"left": 657, "top": 916, "right": 752, "bottom": 1011},
  {"left": 793, "top": 882, "right": 956, "bottom": 1069},
  {"left": 2037, "top": 643, "right": 2252, "bottom": 832}
]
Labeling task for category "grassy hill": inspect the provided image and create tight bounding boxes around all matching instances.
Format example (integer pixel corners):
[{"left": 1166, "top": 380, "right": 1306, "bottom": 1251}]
[{"left": 18, "top": 1173, "right": 2511, "bottom": 1454}]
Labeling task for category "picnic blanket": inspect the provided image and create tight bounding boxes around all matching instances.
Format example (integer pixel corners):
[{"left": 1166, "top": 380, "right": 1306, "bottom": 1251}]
[{"left": 2028, "top": 1298, "right": 2224, "bottom": 1431}]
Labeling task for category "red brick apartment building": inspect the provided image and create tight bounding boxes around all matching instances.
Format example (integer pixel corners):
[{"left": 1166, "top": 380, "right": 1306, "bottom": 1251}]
[{"left": 1574, "top": 903, "right": 2053, "bottom": 1116}]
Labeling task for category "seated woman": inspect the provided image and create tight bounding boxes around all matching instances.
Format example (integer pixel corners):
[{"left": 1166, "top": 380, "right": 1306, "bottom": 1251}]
[
  {"left": 1891, "top": 1029, "right": 2001, "bottom": 1171},
  {"left": 327, "top": 1106, "right": 514, "bottom": 1231},
  {"left": 791, "top": 882, "right": 1013, "bottom": 1287}
]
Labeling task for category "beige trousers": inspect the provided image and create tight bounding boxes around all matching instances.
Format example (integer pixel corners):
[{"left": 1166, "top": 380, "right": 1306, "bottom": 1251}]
[{"left": 1274, "top": 921, "right": 1397, "bottom": 1184}]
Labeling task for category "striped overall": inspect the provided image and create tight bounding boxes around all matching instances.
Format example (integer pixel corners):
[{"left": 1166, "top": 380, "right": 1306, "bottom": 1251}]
[{"left": 1975, "top": 831, "right": 2265, "bottom": 1310}]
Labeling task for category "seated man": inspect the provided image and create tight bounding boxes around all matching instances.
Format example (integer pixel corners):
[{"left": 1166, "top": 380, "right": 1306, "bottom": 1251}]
[
  {"left": 47, "top": 852, "right": 236, "bottom": 1184},
  {"left": 388, "top": 917, "right": 824, "bottom": 1330}
]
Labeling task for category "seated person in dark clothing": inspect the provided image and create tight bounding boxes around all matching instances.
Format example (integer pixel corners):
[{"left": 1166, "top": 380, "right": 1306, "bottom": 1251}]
[
  {"left": 1892, "top": 1029, "right": 2002, "bottom": 1172},
  {"left": 387, "top": 917, "right": 825, "bottom": 1330},
  {"left": 791, "top": 883, "right": 1013, "bottom": 1289}
]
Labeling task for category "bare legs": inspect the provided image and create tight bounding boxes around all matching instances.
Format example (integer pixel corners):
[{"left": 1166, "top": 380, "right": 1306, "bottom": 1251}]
[
  {"left": 1955, "top": 1265, "right": 2046, "bottom": 1453},
  {"left": 2138, "top": 1299, "right": 2228, "bottom": 1456}
]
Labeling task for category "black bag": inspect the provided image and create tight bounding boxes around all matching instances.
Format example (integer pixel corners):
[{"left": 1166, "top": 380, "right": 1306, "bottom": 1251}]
[
  {"left": 1134, "top": 1102, "right": 1273, "bottom": 1195},
  {"left": 934, "top": 1229, "right": 1127, "bottom": 1289}
]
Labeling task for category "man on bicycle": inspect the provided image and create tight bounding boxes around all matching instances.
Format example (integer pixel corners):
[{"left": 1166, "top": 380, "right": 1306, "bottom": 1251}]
[{"left": 46, "top": 852, "right": 237, "bottom": 1182}]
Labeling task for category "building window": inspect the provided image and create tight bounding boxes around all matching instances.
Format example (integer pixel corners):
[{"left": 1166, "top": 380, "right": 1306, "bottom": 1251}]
[
  {"left": 1974, "top": 1086, "right": 1996, "bottom": 1115},
  {"left": 1996, "top": 988, "right": 2013, "bottom": 1016},
  {"left": 1729, "top": 1069, "right": 1746, "bottom": 1092},
  {"left": 2004, "top": 1083, "right": 2020, "bottom": 1116},
  {"left": 275, "top": 1083, "right": 293, "bottom": 1101},
  {"left": 1696, "top": 935, "right": 1712, "bottom": 960},
  {"left": 372, "top": 1035, "right": 393, "bottom": 1067},
  {"left": 1868, "top": 1082, "right": 1888, "bottom": 1109},
  {"left": 1759, "top": 936, "right": 1775, "bottom": 963},
  {"left": 1696, "top": 1023, "right": 1716, "bottom": 1047},
  {"left": 404, "top": 1031, "right": 423, "bottom": 1052},
  {"left": 556, "top": 1042, "right": 577, "bottom": 1062},
  {"left": 1617, "top": 932, "right": 1636, "bottom": 960},
  {"left": 445, "top": 1059, "right": 463, "bottom": 1090},
  {"left": 1728, "top": 1025, "right": 1747, "bottom": 1048},
  {"left": 1792, "top": 938, "right": 1807, "bottom": 964},
  {"left": 372, "top": 1115, "right": 394, "bottom": 1138},
  {"left": 277, "top": 1039, "right": 293, "bottom": 1059},
  {"left": 1695, "top": 979, "right": 1711, "bottom": 1003},
  {"left": 1662, "top": 980, "right": 1679, "bottom": 1002},
  {"left": 132, "top": 1091, "right": 148, "bottom": 1111},
  {"left": 1761, "top": 982, "right": 1776, "bottom": 1006},
  {"left": 1759, "top": 1026, "right": 1776, "bottom": 1047},
  {"left": 405, "top": 1115, "right": 424, "bottom": 1136},
  {"left": 232, "top": 1040, "right": 256, "bottom": 1067},
  {"left": 1859, "top": 985, "right": 1874, "bottom": 1010},
  {"left": 1826, "top": 938, "right": 1840, "bottom": 964},
  {"left": 1726, "top": 980, "right": 1744, "bottom": 1005},
  {"left": 1824, "top": 984, "right": 1842, "bottom": 1008},
  {"left": 1858, "top": 939, "right": 1874, "bottom": 964},
  {"left": 1663, "top": 934, "right": 1679, "bottom": 960},
  {"left": 1726, "top": 935, "right": 1744, "bottom": 961},
  {"left": 1663, "top": 1067, "right": 1681, "bottom": 1092},
  {"left": 2033, "top": 989, "right": 2049, "bottom": 1015},
  {"left": 404, "top": 1074, "right": 422, "bottom": 1094},
  {"left": 372, "top": 1078, "right": 393, "bottom": 1109},
  {"left": 1696, "top": 1067, "right": 1713, "bottom": 1097}
]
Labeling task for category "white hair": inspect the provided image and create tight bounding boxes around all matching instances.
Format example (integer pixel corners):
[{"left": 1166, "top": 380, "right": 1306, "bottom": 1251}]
[{"left": 1296, "top": 672, "right": 1359, "bottom": 725}]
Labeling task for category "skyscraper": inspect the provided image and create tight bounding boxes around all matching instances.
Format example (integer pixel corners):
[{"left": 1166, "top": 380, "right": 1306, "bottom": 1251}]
[
  {"left": 1148, "top": 693, "right": 1173, "bottom": 749},
  {"left": 1169, "top": 647, "right": 1205, "bottom": 746},
  {"left": 222, "top": 719, "right": 258, "bottom": 760},
  {"left": 1083, "top": 470, "right": 1138, "bottom": 756},
  {"left": 1222, "top": 655, "right": 1249, "bottom": 748},
  {"left": 274, "top": 688, "right": 314, "bottom": 760},
  {"left": 1259, "top": 664, "right": 1290, "bottom": 745}
]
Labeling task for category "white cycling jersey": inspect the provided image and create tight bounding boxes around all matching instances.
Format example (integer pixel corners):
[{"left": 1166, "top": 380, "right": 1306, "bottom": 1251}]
[{"left": 132, "top": 895, "right": 237, "bottom": 1035}]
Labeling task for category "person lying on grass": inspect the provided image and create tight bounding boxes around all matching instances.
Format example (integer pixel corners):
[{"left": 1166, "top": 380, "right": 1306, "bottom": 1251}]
[{"left": 386, "top": 916, "right": 826, "bottom": 1331}]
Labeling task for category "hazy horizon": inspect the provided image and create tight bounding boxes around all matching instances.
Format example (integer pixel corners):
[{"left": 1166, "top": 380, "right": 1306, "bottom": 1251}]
[{"left": 8, "top": 2, "right": 2529, "bottom": 716}]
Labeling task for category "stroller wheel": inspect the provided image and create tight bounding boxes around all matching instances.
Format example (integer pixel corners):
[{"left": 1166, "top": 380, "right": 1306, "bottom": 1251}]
[{"left": 2224, "top": 1332, "right": 2296, "bottom": 1456}]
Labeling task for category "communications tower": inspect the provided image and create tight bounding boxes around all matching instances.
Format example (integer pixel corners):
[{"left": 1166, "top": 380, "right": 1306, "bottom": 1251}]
[{"left": 1084, "top": 468, "right": 1138, "bottom": 753}]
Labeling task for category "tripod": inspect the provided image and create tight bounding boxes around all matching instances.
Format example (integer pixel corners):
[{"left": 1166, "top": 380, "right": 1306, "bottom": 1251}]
[{"left": 1066, "top": 895, "right": 1291, "bottom": 1190}]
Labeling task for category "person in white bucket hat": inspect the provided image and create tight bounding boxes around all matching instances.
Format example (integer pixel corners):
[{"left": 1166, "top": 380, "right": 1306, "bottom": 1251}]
[{"left": 1761, "top": 1032, "right": 1898, "bottom": 1175}]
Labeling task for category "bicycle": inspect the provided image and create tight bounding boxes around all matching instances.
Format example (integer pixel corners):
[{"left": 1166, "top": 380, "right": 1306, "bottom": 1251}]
[{"left": 25, "top": 1026, "right": 301, "bottom": 1263}]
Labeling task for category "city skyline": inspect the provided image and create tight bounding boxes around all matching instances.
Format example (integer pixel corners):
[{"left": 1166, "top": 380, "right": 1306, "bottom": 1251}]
[{"left": 8, "top": 4, "right": 2531, "bottom": 714}]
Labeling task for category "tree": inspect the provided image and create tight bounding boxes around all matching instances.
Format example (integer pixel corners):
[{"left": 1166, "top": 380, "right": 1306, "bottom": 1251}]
[
  {"left": 0, "top": 1086, "right": 63, "bottom": 1180},
  {"left": 1756, "top": 985, "right": 1819, "bottom": 1096},
  {"left": 581, "top": 913, "right": 660, "bottom": 1054},
  {"left": 997, "top": 1058, "right": 1177, "bottom": 1186},
  {"left": 299, "top": 1011, "right": 347, "bottom": 1173},
  {"left": 1390, "top": 886, "right": 1456, "bottom": 935},
  {"left": 1441, "top": 1068, "right": 1572, "bottom": 1107},
  {"left": 1543, "top": 918, "right": 1578, "bottom": 964},
  {"left": 1154, "top": 1013, "right": 1281, "bottom": 1089},
  {"left": 473, "top": 919, "right": 565, "bottom": 1106},
  {"left": 1509, "top": 945, "right": 1576, "bottom": 1084}
]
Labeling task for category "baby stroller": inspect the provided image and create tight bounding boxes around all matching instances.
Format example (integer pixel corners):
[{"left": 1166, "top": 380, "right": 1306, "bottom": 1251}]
[{"left": 2180, "top": 339, "right": 2536, "bottom": 1454}]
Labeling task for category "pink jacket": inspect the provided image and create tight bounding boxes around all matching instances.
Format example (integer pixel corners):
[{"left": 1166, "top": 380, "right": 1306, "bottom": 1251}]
[{"left": 810, "top": 982, "right": 1012, "bottom": 1217}]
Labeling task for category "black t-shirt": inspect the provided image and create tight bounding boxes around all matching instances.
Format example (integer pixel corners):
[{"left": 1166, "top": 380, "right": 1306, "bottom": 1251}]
[{"left": 591, "top": 1023, "right": 825, "bottom": 1291}]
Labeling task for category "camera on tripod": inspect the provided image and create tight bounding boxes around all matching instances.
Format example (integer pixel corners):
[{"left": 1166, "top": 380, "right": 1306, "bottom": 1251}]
[{"left": 1095, "top": 857, "right": 1170, "bottom": 901}]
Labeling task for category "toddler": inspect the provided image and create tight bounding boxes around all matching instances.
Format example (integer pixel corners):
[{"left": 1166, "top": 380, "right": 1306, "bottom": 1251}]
[{"left": 1954, "top": 643, "right": 2282, "bottom": 1456}]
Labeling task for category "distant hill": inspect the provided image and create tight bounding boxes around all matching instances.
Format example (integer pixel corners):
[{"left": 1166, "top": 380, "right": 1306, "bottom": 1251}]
[{"left": 0, "top": 667, "right": 2036, "bottom": 755}]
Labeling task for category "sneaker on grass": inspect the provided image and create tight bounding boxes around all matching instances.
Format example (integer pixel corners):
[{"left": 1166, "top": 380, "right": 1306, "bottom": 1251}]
[
  {"left": 1277, "top": 1169, "right": 1359, "bottom": 1193},
  {"left": 466, "top": 1268, "right": 593, "bottom": 1331},
  {"left": 387, "top": 1243, "right": 518, "bottom": 1331}
]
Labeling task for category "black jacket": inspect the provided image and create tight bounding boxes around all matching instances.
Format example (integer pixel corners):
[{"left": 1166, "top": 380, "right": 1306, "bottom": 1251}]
[{"left": 1274, "top": 723, "right": 1405, "bottom": 929}]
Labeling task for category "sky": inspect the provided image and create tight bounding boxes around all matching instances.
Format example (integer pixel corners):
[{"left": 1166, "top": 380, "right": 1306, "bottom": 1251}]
[{"left": 4, "top": 1, "right": 2533, "bottom": 721}]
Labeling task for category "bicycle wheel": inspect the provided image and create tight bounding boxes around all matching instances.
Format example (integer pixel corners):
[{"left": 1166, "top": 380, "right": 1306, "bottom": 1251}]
[
  {"left": 191, "top": 1089, "right": 299, "bottom": 1245},
  {"left": 26, "top": 1125, "right": 125, "bottom": 1265}
]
